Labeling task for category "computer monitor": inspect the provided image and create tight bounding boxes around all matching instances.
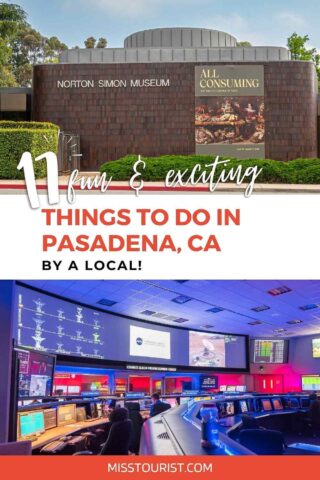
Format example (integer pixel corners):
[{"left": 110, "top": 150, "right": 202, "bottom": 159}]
[
  {"left": 144, "top": 399, "right": 152, "bottom": 410},
  {"left": 179, "top": 397, "right": 189, "bottom": 405},
  {"left": 251, "top": 339, "right": 289, "bottom": 364},
  {"left": 272, "top": 399, "right": 283, "bottom": 410},
  {"left": 18, "top": 411, "right": 45, "bottom": 438},
  {"left": 76, "top": 406, "right": 87, "bottom": 422},
  {"left": 43, "top": 408, "right": 57, "bottom": 430},
  {"left": 96, "top": 402, "right": 103, "bottom": 417},
  {"left": 261, "top": 399, "right": 272, "bottom": 411},
  {"left": 165, "top": 398, "right": 177, "bottom": 408},
  {"left": 90, "top": 402, "right": 98, "bottom": 418},
  {"left": 301, "top": 375, "right": 320, "bottom": 391},
  {"left": 135, "top": 399, "right": 146, "bottom": 410},
  {"left": 54, "top": 385, "right": 68, "bottom": 396},
  {"left": 300, "top": 398, "right": 311, "bottom": 408},
  {"left": 16, "top": 348, "right": 55, "bottom": 399},
  {"left": 57, "top": 404, "right": 76, "bottom": 426},
  {"left": 312, "top": 338, "right": 320, "bottom": 358},
  {"left": 287, "top": 397, "right": 300, "bottom": 409},
  {"left": 225, "top": 402, "right": 235, "bottom": 415},
  {"left": 239, "top": 400, "right": 248, "bottom": 413}
]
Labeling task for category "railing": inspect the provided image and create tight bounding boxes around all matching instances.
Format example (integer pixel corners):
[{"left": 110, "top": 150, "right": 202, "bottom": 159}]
[{"left": 57, "top": 131, "right": 82, "bottom": 174}]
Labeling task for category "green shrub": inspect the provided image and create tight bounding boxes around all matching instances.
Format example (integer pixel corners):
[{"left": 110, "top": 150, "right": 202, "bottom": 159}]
[
  {"left": 0, "top": 121, "right": 59, "bottom": 131},
  {"left": 100, "top": 155, "right": 320, "bottom": 184},
  {"left": 0, "top": 126, "right": 59, "bottom": 179}
]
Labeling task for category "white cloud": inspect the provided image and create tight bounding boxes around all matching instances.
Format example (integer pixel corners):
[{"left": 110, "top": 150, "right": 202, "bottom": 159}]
[{"left": 276, "top": 12, "right": 306, "bottom": 28}]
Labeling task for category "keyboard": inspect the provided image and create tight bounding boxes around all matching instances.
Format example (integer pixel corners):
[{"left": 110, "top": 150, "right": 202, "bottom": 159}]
[
  {"left": 67, "top": 435, "right": 84, "bottom": 445},
  {"left": 41, "top": 440, "right": 66, "bottom": 453}
]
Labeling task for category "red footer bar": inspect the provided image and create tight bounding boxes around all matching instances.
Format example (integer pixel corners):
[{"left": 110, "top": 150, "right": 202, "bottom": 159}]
[{"left": 0, "top": 456, "right": 316, "bottom": 479}]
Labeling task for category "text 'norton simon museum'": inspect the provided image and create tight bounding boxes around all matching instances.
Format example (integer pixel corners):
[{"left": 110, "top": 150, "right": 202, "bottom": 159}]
[{"left": 7, "top": 28, "right": 320, "bottom": 169}]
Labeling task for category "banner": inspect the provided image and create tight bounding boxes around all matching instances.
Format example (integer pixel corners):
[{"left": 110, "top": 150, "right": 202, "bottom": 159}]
[{"left": 195, "top": 65, "right": 265, "bottom": 158}]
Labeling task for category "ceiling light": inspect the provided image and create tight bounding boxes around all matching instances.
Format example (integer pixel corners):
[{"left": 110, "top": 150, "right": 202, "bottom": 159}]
[
  {"left": 171, "top": 295, "right": 192, "bottom": 304},
  {"left": 251, "top": 305, "right": 270, "bottom": 312},
  {"left": 152, "top": 312, "right": 168, "bottom": 318},
  {"left": 267, "top": 286, "right": 292, "bottom": 296},
  {"left": 206, "top": 307, "right": 224, "bottom": 313},
  {"left": 97, "top": 298, "right": 117, "bottom": 306},
  {"left": 165, "top": 315, "right": 180, "bottom": 321},
  {"left": 299, "top": 304, "right": 319, "bottom": 311}
]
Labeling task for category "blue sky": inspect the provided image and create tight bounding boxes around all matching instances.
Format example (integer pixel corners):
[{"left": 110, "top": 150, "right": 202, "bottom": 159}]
[{"left": 10, "top": 0, "right": 320, "bottom": 50}]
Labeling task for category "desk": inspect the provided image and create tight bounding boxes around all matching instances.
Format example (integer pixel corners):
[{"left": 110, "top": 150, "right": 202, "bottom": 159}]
[
  {"left": 29, "top": 418, "right": 108, "bottom": 450},
  {"left": 141, "top": 404, "right": 308, "bottom": 456},
  {"left": 217, "top": 409, "right": 308, "bottom": 436}
]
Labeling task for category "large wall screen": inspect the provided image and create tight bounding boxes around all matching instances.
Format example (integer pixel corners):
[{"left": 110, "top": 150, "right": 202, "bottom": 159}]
[
  {"left": 312, "top": 338, "right": 320, "bottom": 358},
  {"left": 250, "top": 338, "right": 289, "bottom": 364},
  {"left": 14, "top": 284, "right": 248, "bottom": 371},
  {"left": 16, "top": 347, "right": 55, "bottom": 398},
  {"left": 301, "top": 375, "right": 320, "bottom": 391}
]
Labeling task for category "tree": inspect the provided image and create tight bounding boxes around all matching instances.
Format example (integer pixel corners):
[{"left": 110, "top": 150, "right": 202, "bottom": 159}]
[
  {"left": 237, "top": 41, "right": 252, "bottom": 47},
  {"left": 11, "top": 26, "right": 44, "bottom": 65},
  {"left": 0, "top": 2, "right": 27, "bottom": 40},
  {"left": 0, "top": 3, "right": 68, "bottom": 86},
  {"left": 97, "top": 37, "right": 107, "bottom": 48},
  {"left": 45, "top": 36, "right": 68, "bottom": 62},
  {"left": 84, "top": 36, "right": 96, "bottom": 48},
  {"left": 0, "top": 2, "right": 27, "bottom": 85},
  {"left": 13, "top": 62, "right": 32, "bottom": 86},
  {"left": 287, "top": 33, "right": 320, "bottom": 82},
  {"left": 10, "top": 28, "right": 68, "bottom": 85},
  {"left": 0, "top": 63, "right": 16, "bottom": 86}
]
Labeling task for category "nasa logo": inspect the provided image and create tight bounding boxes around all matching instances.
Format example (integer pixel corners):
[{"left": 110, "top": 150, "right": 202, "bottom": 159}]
[{"left": 136, "top": 337, "right": 143, "bottom": 346}]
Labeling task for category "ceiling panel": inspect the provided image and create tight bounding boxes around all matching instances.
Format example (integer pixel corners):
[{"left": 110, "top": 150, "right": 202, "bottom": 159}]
[{"left": 18, "top": 280, "right": 320, "bottom": 338}]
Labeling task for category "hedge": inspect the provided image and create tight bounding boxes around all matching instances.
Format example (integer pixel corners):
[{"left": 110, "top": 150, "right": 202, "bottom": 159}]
[
  {"left": 100, "top": 155, "right": 320, "bottom": 184},
  {"left": 0, "top": 121, "right": 59, "bottom": 130},
  {"left": 0, "top": 123, "right": 59, "bottom": 179}
]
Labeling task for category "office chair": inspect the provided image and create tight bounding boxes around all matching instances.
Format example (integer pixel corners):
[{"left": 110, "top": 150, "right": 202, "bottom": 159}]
[
  {"left": 81, "top": 429, "right": 107, "bottom": 453},
  {"left": 0, "top": 441, "right": 32, "bottom": 455},
  {"left": 238, "top": 429, "right": 286, "bottom": 455},
  {"left": 295, "top": 401, "right": 320, "bottom": 437},
  {"left": 125, "top": 402, "right": 144, "bottom": 454},
  {"left": 241, "top": 415, "right": 260, "bottom": 430},
  {"left": 100, "top": 419, "right": 133, "bottom": 455},
  {"left": 309, "top": 400, "right": 320, "bottom": 437},
  {"left": 150, "top": 401, "right": 171, "bottom": 417}
]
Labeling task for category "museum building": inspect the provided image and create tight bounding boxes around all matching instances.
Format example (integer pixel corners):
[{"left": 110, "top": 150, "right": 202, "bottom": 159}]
[{"left": 1, "top": 28, "right": 320, "bottom": 169}]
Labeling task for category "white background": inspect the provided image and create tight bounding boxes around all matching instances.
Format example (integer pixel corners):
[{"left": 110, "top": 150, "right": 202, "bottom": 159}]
[
  {"left": 0, "top": 192, "right": 319, "bottom": 279},
  {"left": 130, "top": 325, "right": 171, "bottom": 359}
]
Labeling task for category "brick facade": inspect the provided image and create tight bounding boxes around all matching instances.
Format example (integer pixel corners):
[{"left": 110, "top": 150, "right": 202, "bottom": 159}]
[{"left": 33, "top": 61, "right": 318, "bottom": 170}]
